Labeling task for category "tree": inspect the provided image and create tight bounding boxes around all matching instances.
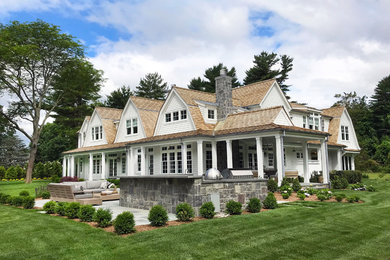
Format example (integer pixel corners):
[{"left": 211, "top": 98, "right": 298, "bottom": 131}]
[
  {"left": 244, "top": 51, "right": 293, "bottom": 98},
  {"left": 0, "top": 20, "right": 86, "bottom": 183},
  {"left": 371, "top": 75, "right": 390, "bottom": 138},
  {"left": 105, "top": 85, "right": 133, "bottom": 109},
  {"left": 188, "top": 63, "right": 240, "bottom": 93},
  {"left": 135, "top": 73, "right": 168, "bottom": 100}
]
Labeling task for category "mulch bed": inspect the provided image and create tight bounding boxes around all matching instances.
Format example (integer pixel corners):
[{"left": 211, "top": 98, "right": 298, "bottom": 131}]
[{"left": 274, "top": 192, "right": 363, "bottom": 203}]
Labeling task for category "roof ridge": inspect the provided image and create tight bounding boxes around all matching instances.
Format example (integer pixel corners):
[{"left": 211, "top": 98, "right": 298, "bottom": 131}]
[
  {"left": 173, "top": 86, "right": 216, "bottom": 96},
  {"left": 232, "top": 78, "right": 276, "bottom": 91},
  {"left": 96, "top": 106, "right": 123, "bottom": 111},
  {"left": 130, "top": 95, "right": 165, "bottom": 103},
  {"left": 226, "top": 106, "right": 283, "bottom": 117}
]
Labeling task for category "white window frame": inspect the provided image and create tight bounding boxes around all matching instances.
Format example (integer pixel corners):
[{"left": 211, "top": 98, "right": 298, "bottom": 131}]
[
  {"left": 208, "top": 109, "right": 215, "bottom": 119},
  {"left": 126, "top": 118, "right": 138, "bottom": 135},
  {"left": 91, "top": 126, "right": 103, "bottom": 141}
]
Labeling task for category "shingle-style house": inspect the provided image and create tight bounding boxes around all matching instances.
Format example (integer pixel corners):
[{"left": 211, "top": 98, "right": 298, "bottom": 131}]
[{"left": 62, "top": 70, "right": 360, "bottom": 186}]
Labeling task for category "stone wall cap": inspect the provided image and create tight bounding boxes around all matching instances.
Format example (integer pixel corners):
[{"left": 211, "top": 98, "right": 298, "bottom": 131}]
[{"left": 202, "top": 178, "right": 268, "bottom": 184}]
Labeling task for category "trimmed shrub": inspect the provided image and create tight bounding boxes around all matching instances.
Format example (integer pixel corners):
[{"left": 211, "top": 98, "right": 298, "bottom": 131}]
[
  {"left": 225, "top": 200, "right": 242, "bottom": 215},
  {"left": 55, "top": 202, "right": 67, "bottom": 216},
  {"left": 280, "top": 178, "right": 290, "bottom": 187},
  {"left": 335, "top": 194, "right": 345, "bottom": 202},
  {"left": 41, "top": 191, "right": 50, "bottom": 199},
  {"left": 15, "top": 165, "right": 26, "bottom": 179},
  {"left": 247, "top": 198, "right": 261, "bottom": 213},
  {"left": 263, "top": 192, "right": 278, "bottom": 209},
  {"left": 367, "top": 185, "right": 376, "bottom": 192},
  {"left": 65, "top": 202, "right": 81, "bottom": 219},
  {"left": 267, "top": 179, "right": 278, "bottom": 193},
  {"left": 331, "top": 176, "right": 349, "bottom": 189},
  {"left": 94, "top": 208, "right": 112, "bottom": 227},
  {"left": 114, "top": 211, "right": 135, "bottom": 234},
  {"left": 330, "top": 170, "right": 362, "bottom": 184},
  {"left": 280, "top": 184, "right": 293, "bottom": 196},
  {"left": 5, "top": 166, "right": 18, "bottom": 179},
  {"left": 78, "top": 205, "right": 96, "bottom": 222},
  {"left": 307, "top": 188, "right": 316, "bottom": 195},
  {"left": 282, "top": 193, "right": 289, "bottom": 199},
  {"left": 353, "top": 195, "right": 360, "bottom": 202},
  {"left": 317, "top": 194, "right": 326, "bottom": 201},
  {"left": 347, "top": 196, "right": 355, "bottom": 203},
  {"left": 298, "top": 193, "right": 305, "bottom": 200},
  {"left": 292, "top": 178, "right": 301, "bottom": 192},
  {"left": 43, "top": 201, "right": 57, "bottom": 214},
  {"left": 200, "top": 202, "right": 216, "bottom": 219},
  {"left": 22, "top": 196, "right": 35, "bottom": 209},
  {"left": 176, "top": 203, "right": 195, "bottom": 221},
  {"left": 11, "top": 196, "right": 24, "bottom": 207},
  {"left": 0, "top": 194, "right": 11, "bottom": 204},
  {"left": 148, "top": 205, "right": 169, "bottom": 226},
  {"left": 19, "top": 190, "right": 30, "bottom": 197}
]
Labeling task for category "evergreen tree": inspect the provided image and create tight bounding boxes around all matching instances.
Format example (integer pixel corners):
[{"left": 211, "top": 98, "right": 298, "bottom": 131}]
[
  {"left": 135, "top": 73, "right": 168, "bottom": 100},
  {"left": 371, "top": 75, "right": 390, "bottom": 138},
  {"left": 188, "top": 63, "right": 240, "bottom": 93},
  {"left": 244, "top": 51, "right": 293, "bottom": 98},
  {"left": 105, "top": 85, "right": 133, "bottom": 109}
]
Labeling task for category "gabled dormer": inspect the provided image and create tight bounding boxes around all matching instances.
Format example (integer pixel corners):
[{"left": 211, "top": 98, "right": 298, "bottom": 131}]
[
  {"left": 83, "top": 107, "right": 122, "bottom": 147},
  {"left": 115, "top": 96, "right": 163, "bottom": 142},
  {"left": 78, "top": 116, "right": 90, "bottom": 148}
]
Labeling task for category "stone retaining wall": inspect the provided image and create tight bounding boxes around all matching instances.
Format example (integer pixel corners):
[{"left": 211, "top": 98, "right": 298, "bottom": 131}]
[{"left": 120, "top": 175, "right": 268, "bottom": 215}]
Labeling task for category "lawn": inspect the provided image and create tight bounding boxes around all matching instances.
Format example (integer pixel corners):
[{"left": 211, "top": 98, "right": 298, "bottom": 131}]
[
  {"left": 0, "top": 180, "right": 50, "bottom": 196},
  {"left": 1, "top": 176, "right": 390, "bottom": 259}
]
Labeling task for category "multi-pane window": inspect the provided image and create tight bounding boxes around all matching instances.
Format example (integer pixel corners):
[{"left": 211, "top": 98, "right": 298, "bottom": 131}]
[
  {"left": 268, "top": 153, "right": 274, "bottom": 167},
  {"left": 173, "top": 111, "right": 179, "bottom": 121},
  {"left": 180, "top": 110, "right": 187, "bottom": 119},
  {"left": 126, "top": 118, "right": 138, "bottom": 135},
  {"left": 137, "top": 149, "right": 141, "bottom": 172},
  {"left": 206, "top": 150, "right": 212, "bottom": 170},
  {"left": 341, "top": 126, "right": 349, "bottom": 140},
  {"left": 177, "top": 152, "right": 182, "bottom": 173},
  {"left": 165, "top": 113, "right": 171, "bottom": 122},
  {"left": 308, "top": 117, "right": 314, "bottom": 129},
  {"left": 122, "top": 155, "right": 126, "bottom": 174},
  {"left": 169, "top": 152, "right": 175, "bottom": 173},
  {"left": 187, "top": 151, "right": 192, "bottom": 173},
  {"left": 303, "top": 116, "right": 306, "bottom": 128},
  {"left": 248, "top": 153, "right": 258, "bottom": 169},
  {"left": 310, "top": 149, "right": 318, "bottom": 160},
  {"left": 93, "top": 156, "right": 101, "bottom": 174},
  {"left": 314, "top": 118, "right": 319, "bottom": 130},
  {"left": 208, "top": 109, "right": 215, "bottom": 119},
  {"left": 321, "top": 118, "right": 325, "bottom": 131},
  {"left": 162, "top": 153, "right": 168, "bottom": 173},
  {"left": 109, "top": 158, "right": 117, "bottom": 177},
  {"left": 92, "top": 126, "right": 103, "bottom": 140},
  {"left": 296, "top": 152, "right": 303, "bottom": 159}
]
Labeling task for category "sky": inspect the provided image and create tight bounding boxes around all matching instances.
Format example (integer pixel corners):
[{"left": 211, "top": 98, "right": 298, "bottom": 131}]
[{"left": 1, "top": 0, "right": 390, "bottom": 141}]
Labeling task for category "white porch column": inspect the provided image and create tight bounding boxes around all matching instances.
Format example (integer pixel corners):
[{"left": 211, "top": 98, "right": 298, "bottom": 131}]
[
  {"left": 321, "top": 139, "right": 329, "bottom": 183},
  {"left": 140, "top": 146, "right": 146, "bottom": 175},
  {"left": 256, "top": 137, "right": 264, "bottom": 178},
  {"left": 302, "top": 141, "right": 309, "bottom": 183},
  {"left": 226, "top": 139, "right": 233, "bottom": 169},
  {"left": 275, "top": 135, "right": 284, "bottom": 186},
  {"left": 70, "top": 156, "right": 75, "bottom": 177},
  {"left": 67, "top": 156, "right": 71, "bottom": 177},
  {"left": 182, "top": 143, "right": 187, "bottom": 173},
  {"left": 211, "top": 141, "right": 218, "bottom": 169},
  {"left": 351, "top": 155, "right": 355, "bottom": 170},
  {"left": 62, "top": 157, "right": 66, "bottom": 177},
  {"left": 197, "top": 140, "right": 204, "bottom": 176},
  {"left": 336, "top": 149, "right": 342, "bottom": 170},
  {"left": 101, "top": 152, "right": 106, "bottom": 180},
  {"left": 88, "top": 153, "right": 93, "bottom": 181}
]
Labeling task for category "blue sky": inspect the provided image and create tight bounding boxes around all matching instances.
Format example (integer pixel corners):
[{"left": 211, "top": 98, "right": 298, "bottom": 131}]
[{"left": 1, "top": 0, "right": 390, "bottom": 141}]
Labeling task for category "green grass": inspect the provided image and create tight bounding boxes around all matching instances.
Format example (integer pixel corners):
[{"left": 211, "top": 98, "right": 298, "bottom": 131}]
[
  {"left": 1, "top": 175, "right": 390, "bottom": 259},
  {"left": 365, "top": 172, "right": 390, "bottom": 180},
  {"left": 0, "top": 180, "right": 50, "bottom": 196}
]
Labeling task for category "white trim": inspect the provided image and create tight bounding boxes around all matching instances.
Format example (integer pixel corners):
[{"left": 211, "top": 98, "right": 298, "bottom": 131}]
[{"left": 259, "top": 81, "right": 292, "bottom": 111}]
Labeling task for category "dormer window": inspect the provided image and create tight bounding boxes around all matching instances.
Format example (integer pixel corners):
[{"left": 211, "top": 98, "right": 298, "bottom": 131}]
[
  {"left": 165, "top": 113, "right": 171, "bottom": 122},
  {"left": 173, "top": 111, "right": 179, "bottom": 121},
  {"left": 180, "top": 110, "right": 187, "bottom": 119},
  {"left": 341, "top": 126, "right": 349, "bottom": 140},
  {"left": 92, "top": 126, "right": 103, "bottom": 141},
  {"left": 126, "top": 118, "right": 138, "bottom": 135},
  {"left": 208, "top": 109, "right": 215, "bottom": 119},
  {"left": 165, "top": 110, "right": 187, "bottom": 123}
]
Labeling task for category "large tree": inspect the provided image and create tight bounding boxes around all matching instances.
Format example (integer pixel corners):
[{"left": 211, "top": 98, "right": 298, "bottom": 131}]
[
  {"left": 105, "top": 85, "right": 133, "bottom": 109},
  {"left": 0, "top": 20, "right": 88, "bottom": 183},
  {"left": 135, "top": 72, "right": 168, "bottom": 100},
  {"left": 188, "top": 63, "right": 240, "bottom": 93},
  {"left": 371, "top": 75, "right": 390, "bottom": 138},
  {"left": 244, "top": 51, "right": 293, "bottom": 98}
]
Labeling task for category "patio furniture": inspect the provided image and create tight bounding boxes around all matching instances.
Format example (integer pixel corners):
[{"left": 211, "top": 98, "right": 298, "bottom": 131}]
[
  {"left": 47, "top": 183, "right": 109, "bottom": 205},
  {"left": 285, "top": 170, "right": 299, "bottom": 179}
]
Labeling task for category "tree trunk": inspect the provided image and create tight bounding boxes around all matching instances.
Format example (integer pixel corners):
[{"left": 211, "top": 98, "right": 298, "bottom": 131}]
[{"left": 25, "top": 140, "right": 38, "bottom": 184}]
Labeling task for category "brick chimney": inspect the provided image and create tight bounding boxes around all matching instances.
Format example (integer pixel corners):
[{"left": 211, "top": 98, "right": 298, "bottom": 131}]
[{"left": 215, "top": 69, "right": 233, "bottom": 121}]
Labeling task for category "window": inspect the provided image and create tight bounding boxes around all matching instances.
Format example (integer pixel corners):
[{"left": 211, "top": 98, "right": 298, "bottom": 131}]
[
  {"left": 93, "top": 156, "right": 101, "bottom": 174},
  {"left": 169, "top": 152, "right": 175, "bottom": 173},
  {"left": 162, "top": 153, "right": 168, "bottom": 173},
  {"left": 137, "top": 149, "right": 141, "bottom": 172},
  {"left": 341, "top": 126, "right": 345, "bottom": 140},
  {"left": 187, "top": 151, "right": 192, "bottom": 173},
  {"left": 321, "top": 118, "right": 325, "bottom": 131},
  {"left": 92, "top": 126, "right": 103, "bottom": 140},
  {"left": 296, "top": 152, "right": 303, "bottom": 159},
  {"left": 122, "top": 157, "right": 126, "bottom": 174},
  {"left": 126, "top": 118, "right": 138, "bottom": 135},
  {"left": 173, "top": 111, "right": 179, "bottom": 121},
  {"left": 310, "top": 149, "right": 318, "bottom": 161},
  {"left": 342, "top": 126, "right": 349, "bottom": 140},
  {"left": 303, "top": 116, "right": 306, "bottom": 128},
  {"left": 239, "top": 152, "right": 244, "bottom": 168},
  {"left": 206, "top": 150, "right": 212, "bottom": 170},
  {"left": 308, "top": 117, "right": 314, "bottom": 129},
  {"left": 79, "top": 159, "right": 83, "bottom": 173},
  {"left": 314, "top": 118, "right": 319, "bottom": 130},
  {"left": 177, "top": 152, "right": 182, "bottom": 173},
  {"left": 345, "top": 126, "right": 349, "bottom": 140},
  {"left": 208, "top": 109, "right": 215, "bottom": 119},
  {"left": 180, "top": 110, "right": 187, "bottom": 120},
  {"left": 165, "top": 113, "right": 171, "bottom": 122},
  {"left": 268, "top": 153, "right": 274, "bottom": 167},
  {"left": 149, "top": 154, "right": 154, "bottom": 175},
  {"left": 109, "top": 158, "right": 117, "bottom": 177},
  {"left": 248, "top": 153, "right": 253, "bottom": 169}
]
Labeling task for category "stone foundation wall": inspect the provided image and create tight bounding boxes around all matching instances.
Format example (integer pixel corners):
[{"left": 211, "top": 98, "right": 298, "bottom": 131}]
[{"left": 120, "top": 176, "right": 268, "bottom": 215}]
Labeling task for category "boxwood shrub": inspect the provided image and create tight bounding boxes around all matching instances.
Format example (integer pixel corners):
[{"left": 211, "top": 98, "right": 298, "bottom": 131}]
[
  {"left": 78, "top": 205, "right": 96, "bottom": 222},
  {"left": 200, "top": 202, "right": 216, "bottom": 219},
  {"left": 114, "top": 211, "right": 135, "bottom": 234},
  {"left": 43, "top": 201, "right": 57, "bottom": 214},
  {"left": 330, "top": 170, "right": 362, "bottom": 184},
  {"left": 225, "top": 200, "right": 242, "bottom": 215},
  {"left": 19, "top": 190, "right": 30, "bottom": 197},
  {"left": 22, "top": 196, "right": 35, "bottom": 209},
  {"left": 41, "top": 191, "right": 51, "bottom": 199},
  {"left": 267, "top": 179, "right": 278, "bottom": 193},
  {"left": 65, "top": 202, "right": 81, "bottom": 219},
  {"left": 292, "top": 178, "right": 301, "bottom": 192},
  {"left": 263, "top": 192, "right": 278, "bottom": 209},
  {"left": 176, "top": 203, "right": 195, "bottom": 221},
  {"left": 247, "top": 198, "right": 261, "bottom": 213},
  {"left": 331, "top": 176, "right": 349, "bottom": 189},
  {"left": 11, "top": 196, "right": 24, "bottom": 207},
  {"left": 148, "top": 205, "right": 169, "bottom": 226},
  {"left": 335, "top": 194, "right": 345, "bottom": 202},
  {"left": 94, "top": 208, "right": 112, "bottom": 227},
  {"left": 298, "top": 193, "right": 305, "bottom": 200},
  {"left": 55, "top": 202, "right": 67, "bottom": 216}
]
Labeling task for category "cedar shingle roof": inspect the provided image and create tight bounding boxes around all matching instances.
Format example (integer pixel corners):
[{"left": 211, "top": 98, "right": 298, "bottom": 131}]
[
  {"left": 130, "top": 96, "right": 164, "bottom": 137},
  {"left": 321, "top": 106, "right": 345, "bottom": 144},
  {"left": 63, "top": 142, "right": 128, "bottom": 154},
  {"left": 232, "top": 79, "right": 275, "bottom": 107},
  {"left": 95, "top": 107, "right": 123, "bottom": 144}
]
